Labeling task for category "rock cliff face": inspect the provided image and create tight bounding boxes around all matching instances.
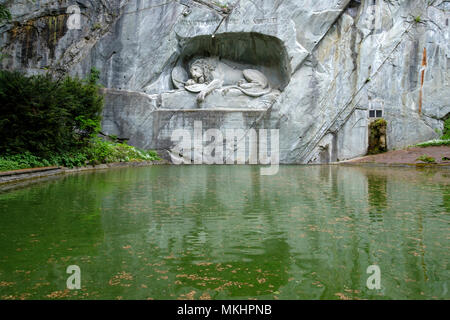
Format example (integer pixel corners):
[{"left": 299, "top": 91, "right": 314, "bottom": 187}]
[{"left": 1, "top": 0, "right": 449, "bottom": 163}]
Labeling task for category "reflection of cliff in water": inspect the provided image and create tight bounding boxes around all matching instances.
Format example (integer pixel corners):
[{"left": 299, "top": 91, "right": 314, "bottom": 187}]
[
  {"left": 2, "top": 166, "right": 446, "bottom": 298},
  {"left": 93, "top": 166, "right": 449, "bottom": 298},
  {"left": 367, "top": 174, "right": 387, "bottom": 223}
]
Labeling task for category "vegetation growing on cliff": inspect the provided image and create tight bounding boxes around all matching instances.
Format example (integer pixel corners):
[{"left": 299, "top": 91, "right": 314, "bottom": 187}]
[
  {"left": 416, "top": 154, "right": 436, "bottom": 163},
  {"left": 415, "top": 118, "right": 450, "bottom": 147},
  {"left": 0, "top": 4, "right": 11, "bottom": 24},
  {"left": 416, "top": 139, "right": 450, "bottom": 147},
  {"left": 0, "top": 70, "right": 159, "bottom": 172},
  {"left": 368, "top": 119, "right": 387, "bottom": 155},
  {"left": 0, "top": 139, "right": 160, "bottom": 172},
  {"left": 442, "top": 117, "right": 450, "bottom": 140},
  {"left": 0, "top": 4, "right": 11, "bottom": 62}
]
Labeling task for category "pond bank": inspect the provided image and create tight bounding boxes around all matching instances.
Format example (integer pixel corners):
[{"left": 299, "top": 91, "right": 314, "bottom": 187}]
[
  {"left": 2, "top": 146, "right": 450, "bottom": 186},
  {"left": 341, "top": 146, "right": 450, "bottom": 167}
]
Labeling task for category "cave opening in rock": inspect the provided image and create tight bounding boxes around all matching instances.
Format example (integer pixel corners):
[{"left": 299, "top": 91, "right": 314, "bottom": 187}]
[{"left": 172, "top": 32, "right": 291, "bottom": 91}]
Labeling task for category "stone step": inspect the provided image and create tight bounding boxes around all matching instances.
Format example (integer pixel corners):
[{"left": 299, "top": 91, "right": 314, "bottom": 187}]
[{"left": 0, "top": 166, "right": 61, "bottom": 177}]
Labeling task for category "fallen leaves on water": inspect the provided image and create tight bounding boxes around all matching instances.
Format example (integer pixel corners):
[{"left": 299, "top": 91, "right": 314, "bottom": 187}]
[
  {"left": 195, "top": 262, "right": 213, "bottom": 266},
  {"left": 178, "top": 290, "right": 196, "bottom": 300},
  {"left": 0, "top": 281, "right": 15, "bottom": 287},
  {"left": 155, "top": 269, "right": 168, "bottom": 274},
  {"left": 335, "top": 292, "right": 351, "bottom": 300},
  {"left": 199, "top": 292, "right": 211, "bottom": 300},
  {"left": 109, "top": 271, "right": 134, "bottom": 286},
  {"left": 46, "top": 289, "right": 71, "bottom": 299},
  {"left": 344, "top": 288, "right": 360, "bottom": 294},
  {"left": 32, "top": 282, "right": 51, "bottom": 289},
  {"left": 257, "top": 278, "right": 266, "bottom": 284},
  {"left": 2, "top": 293, "right": 31, "bottom": 300}
]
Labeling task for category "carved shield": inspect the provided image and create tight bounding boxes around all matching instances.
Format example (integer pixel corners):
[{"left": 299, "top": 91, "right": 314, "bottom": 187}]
[
  {"left": 171, "top": 65, "right": 189, "bottom": 89},
  {"left": 184, "top": 84, "right": 208, "bottom": 93}
]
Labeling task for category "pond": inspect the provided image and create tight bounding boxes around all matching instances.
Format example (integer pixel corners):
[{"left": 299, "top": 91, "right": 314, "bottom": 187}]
[{"left": 0, "top": 165, "right": 448, "bottom": 300}]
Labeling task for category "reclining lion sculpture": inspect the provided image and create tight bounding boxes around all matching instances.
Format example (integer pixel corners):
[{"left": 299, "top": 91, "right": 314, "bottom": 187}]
[{"left": 172, "top": 58, "right": 273, "bottom": 104}]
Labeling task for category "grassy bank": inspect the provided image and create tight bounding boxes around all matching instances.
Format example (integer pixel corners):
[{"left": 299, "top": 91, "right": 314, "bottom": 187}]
[
  {"left": 415, "top": 139, "right": 450, "bottom": 147},
  {"left": 414, "top": 118, "right": 450, "bottom": 147},
  {"left": 0, "top": 138, "right": 160, "bottom": 172}
]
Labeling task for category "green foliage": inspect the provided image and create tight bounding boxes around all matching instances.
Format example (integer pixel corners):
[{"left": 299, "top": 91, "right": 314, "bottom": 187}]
[
  {"left": 212, "top": 1, "right": 229, "bottom": 8},
  {"left": 75, "top": 115, "right": 102, "bottom": 137},
  {"left": 0, "top": 4, "right": 11, "bottom": 24},
  {"left": 368, "top": 119, "right": 387, "bottom": 155},
  {"left": 416, "top": 139, "right": 450, "bottom": 147},
  {"left": 0, "top": 69, "right": 103, "bottom": 157},
  {"left": 416, "top": 154, "right": 436, "bottom": 163},
  {"left": 0, "top": 67, "right": 160, "bottom": 172},
  {"left": 442, "top": 118, "right": 450, "bottom": 140},
  {"left": 0, "top": 139, "right": 160, "bottom": 172},
  {"left": 414, "top": 15, "right": 421, "bottom": 23},
  {"left": 0, "top": 151, "right": 86, "bottom": 171},
  {"left": 108, "top": 134, "right": 119, "bottom": 142},
  {"left": 85, "top": 138, "right": 160, "bottom": 165},
  {"left": 371, "top": 118, "right": 387, "bottom": 129},
  {"left": 0, "top": 152, "right": 50, "bottom": 171},
  {"left": 0, "top": 4, "right": 11, "bottom": 63}
]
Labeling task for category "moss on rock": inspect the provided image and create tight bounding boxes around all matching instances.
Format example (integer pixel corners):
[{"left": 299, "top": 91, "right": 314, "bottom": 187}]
[{"left": 368, "top": 119, "right": 387, "bottom": 155}]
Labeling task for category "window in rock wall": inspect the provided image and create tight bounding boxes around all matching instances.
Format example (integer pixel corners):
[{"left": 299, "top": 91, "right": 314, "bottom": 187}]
[{"left": 369, "top": 110, "right": 383, "bottom": 118}]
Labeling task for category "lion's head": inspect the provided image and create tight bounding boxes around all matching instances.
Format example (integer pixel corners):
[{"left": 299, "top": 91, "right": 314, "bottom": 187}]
[{"left": 189, "top": 59, "right": 215, "bottom": 84}]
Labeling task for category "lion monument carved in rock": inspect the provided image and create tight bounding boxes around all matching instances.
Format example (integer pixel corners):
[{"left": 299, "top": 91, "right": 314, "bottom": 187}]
[{"left": 172, "top": 57, "right": 273, "bottom": 104}]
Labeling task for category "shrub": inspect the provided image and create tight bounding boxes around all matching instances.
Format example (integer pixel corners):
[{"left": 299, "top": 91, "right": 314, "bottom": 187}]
[
  {"left": 416, "top": 139, "right": 450, "bottom": 147},
  {"left": 0, "top": 68, "right": 160, "bottom": 172},
  {"left": 84, "top": 138, "right": 160, "bottom": 165},
  {"left": 368, "top": 119, "right": 387, "bottom": 155},
  {"left": 0, "top": 152, "right": 49, "bottom": 171},
  {"left": 442, "top": 118, "right": 450, "bottom": 140},
  {"left": 0, "top": 4, "right": 11, "bottom": 23},
  {"left": 416, "top": 154, "right": 436, "bottom": 163},
  {"left": 0, "top": 140, "right": 160, "bottom": 172},
  {"left": 0, "top": 69, "right": 103, "bottom": 157}
]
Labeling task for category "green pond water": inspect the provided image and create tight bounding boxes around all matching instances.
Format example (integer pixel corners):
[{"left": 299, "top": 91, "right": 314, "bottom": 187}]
[{"left": 0, "top": 165, "right": 448, "bottom": 300}]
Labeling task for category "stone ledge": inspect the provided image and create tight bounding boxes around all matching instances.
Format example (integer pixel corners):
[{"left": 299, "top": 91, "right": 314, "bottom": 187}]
[
  {"left": 0, "top": 167, "right": 64, "bottom": 185},
  {"left": 154, "top": 108, "right": 268, "bottom": 112},
  {"left": 63, "top": 160, "right": 168, "bottom": 174},
  {"left": 0, "top": 160, "right": 168, "bottom": 186},
  {"left": 336, "top": 162, "right": 450, "bottom": 169},
  {"left": 0, "top": 166, "right": 61, "bottom": 177}
]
